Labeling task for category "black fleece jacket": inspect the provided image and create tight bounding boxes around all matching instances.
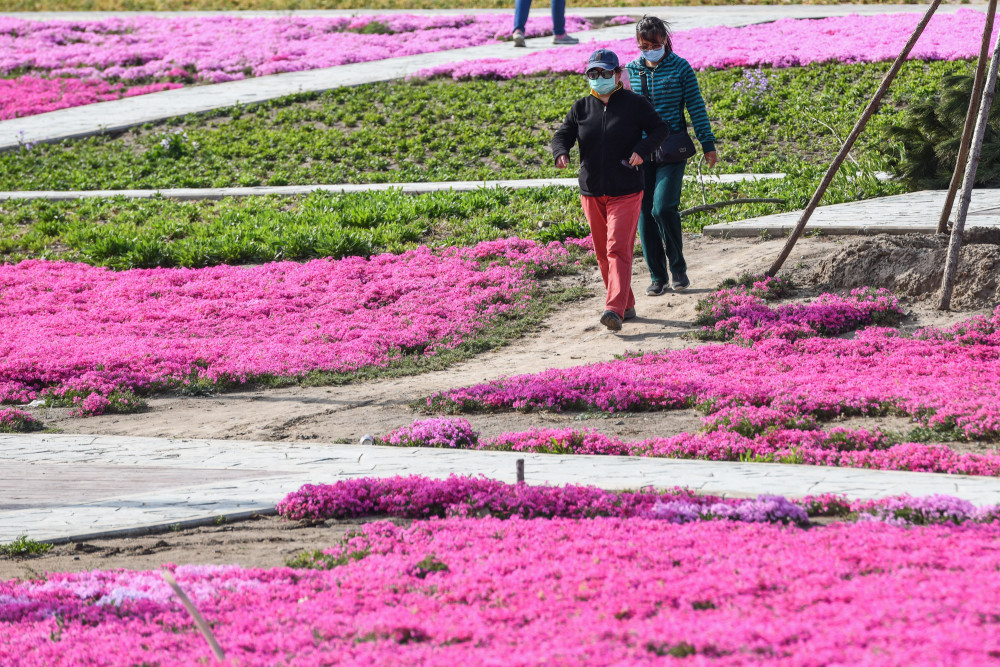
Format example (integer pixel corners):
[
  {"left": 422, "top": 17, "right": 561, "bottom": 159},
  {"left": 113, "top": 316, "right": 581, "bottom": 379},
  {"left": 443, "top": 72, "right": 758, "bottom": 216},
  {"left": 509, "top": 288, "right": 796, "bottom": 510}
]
[{"left": 551, "top": 88, "right": 669, "bottom": 198}]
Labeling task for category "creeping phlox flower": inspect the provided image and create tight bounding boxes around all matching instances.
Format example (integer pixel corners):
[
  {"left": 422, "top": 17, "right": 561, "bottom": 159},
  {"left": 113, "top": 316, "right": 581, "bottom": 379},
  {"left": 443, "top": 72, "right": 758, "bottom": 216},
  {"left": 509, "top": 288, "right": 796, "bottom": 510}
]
[
  {"left": 7, "top": 478, "right": 1000, "bottom": 664},
  {"left": 429, "top": 294, "right": 1000, "bottom": 445},
  {"left": 276, "top": 475, "right": 1000, "bottom": 527},
  {"left": 694, "top": 283, "right": 902, "bottom": 343},
  {"left": 380, "top": 414, "right": 1000, "bottom": 477},
  {"left": 0, "top": 13, "right": 590, "bottom": 119},
  {"left": 417, "top": 9, "right": 996, "bottom": 80},
  {"left": 0, "top": 237, "right": 583, "bottom": 415},
  {"left": 0, "top": 408, "right": 42, "bottom": 433}
]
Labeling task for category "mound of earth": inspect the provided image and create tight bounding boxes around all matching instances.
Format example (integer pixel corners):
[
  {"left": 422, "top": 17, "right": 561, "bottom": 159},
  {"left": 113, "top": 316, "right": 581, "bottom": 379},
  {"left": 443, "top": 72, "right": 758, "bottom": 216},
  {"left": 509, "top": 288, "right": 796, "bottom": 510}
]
[{"left": 802, "top": 229, "right": 1000, "bottom": 310}]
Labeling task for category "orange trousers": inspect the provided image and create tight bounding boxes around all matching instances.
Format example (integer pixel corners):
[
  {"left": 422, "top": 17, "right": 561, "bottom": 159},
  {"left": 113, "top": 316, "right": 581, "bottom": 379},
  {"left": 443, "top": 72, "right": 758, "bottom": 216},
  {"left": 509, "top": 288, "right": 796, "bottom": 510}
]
[{"left": 580, "top": 191, "right": 643, "bottom": 317}]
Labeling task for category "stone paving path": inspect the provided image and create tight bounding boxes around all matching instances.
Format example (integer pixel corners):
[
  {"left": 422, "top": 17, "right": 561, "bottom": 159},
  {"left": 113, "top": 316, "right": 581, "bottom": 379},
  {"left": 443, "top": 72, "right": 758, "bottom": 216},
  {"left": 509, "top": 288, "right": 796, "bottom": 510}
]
[
  {"left": 5, "top": 433, "right": 1000, "bottom": 544},
  {"left": 704, "top": 189, "right": 1000, "bottom": 237},
  {"left": 0, "top": 4, "right": 982, "bottom": 151}
]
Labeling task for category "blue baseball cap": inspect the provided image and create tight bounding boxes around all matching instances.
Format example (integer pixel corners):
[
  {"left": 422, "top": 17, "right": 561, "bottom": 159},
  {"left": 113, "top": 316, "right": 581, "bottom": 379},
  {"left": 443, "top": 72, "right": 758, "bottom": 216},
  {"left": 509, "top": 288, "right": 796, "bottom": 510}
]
[{"left": 586, "top": 49, "right": 619, "bottom": 71}]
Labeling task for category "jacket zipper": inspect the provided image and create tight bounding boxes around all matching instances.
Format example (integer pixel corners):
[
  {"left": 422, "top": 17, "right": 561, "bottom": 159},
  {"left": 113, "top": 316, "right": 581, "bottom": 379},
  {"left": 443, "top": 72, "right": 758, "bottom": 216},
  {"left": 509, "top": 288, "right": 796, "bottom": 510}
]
[{"left": 601, "top": 102, "right": 608, "bottom": 196}]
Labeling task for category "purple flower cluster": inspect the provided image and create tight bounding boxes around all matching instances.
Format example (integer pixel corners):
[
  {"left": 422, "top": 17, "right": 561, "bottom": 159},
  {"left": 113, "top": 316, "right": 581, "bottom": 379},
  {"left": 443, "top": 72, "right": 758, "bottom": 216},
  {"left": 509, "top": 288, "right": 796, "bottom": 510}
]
[{"left": 417, "top": 9, "right": 995, "bottom": 80}]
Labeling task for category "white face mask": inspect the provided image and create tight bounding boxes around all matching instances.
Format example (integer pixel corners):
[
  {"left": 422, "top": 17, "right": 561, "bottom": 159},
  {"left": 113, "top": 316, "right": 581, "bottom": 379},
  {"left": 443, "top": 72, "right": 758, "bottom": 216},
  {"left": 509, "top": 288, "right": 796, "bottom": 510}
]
[{"left": 641, "top": 45, "right": 666, "bottom": 63}]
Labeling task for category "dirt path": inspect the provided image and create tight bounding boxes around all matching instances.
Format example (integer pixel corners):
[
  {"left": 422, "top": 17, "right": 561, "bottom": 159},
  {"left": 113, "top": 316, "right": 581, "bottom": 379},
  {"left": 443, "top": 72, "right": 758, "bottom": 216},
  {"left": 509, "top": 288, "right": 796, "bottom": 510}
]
[{"left": 32, "top": 234, "right": 985, "bottom": 445}]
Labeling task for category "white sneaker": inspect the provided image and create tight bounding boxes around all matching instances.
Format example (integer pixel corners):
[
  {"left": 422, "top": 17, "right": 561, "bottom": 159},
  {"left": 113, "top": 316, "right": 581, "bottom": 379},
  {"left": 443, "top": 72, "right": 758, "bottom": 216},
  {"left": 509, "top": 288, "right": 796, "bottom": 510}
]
[
  {"left": 553, "top": 33, "right": 579, "bottom": 45},
  {"left": 512, "top": 30, "right": 526, "bottom": 47}
]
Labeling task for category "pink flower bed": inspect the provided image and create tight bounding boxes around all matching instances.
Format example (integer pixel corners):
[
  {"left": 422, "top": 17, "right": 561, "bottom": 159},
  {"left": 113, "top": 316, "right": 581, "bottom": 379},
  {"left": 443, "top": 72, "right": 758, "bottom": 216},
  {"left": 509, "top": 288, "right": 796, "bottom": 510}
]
[
  {"left": 0, "top": 13, "right": 588, "bottom": 119},
  {"left": 0, "top": 407, "right": 42, "bottom": 433},
  {"left": 7, "top": 515, "right": 1000, "bottom": 665},
  {"left": 0, "top": 77, "right": 182, "bottom": 120},
  {"left": 277, "top": 475, "right": 1000, "bottom": 526},
  {"left": 0, "top": 237, "right": 584, "bottom": 413},
  {"left": 418, "top": 9, "right": 993, "bottom": 80},
  {"left": 430, "top": 303, "right": 1000, "bottom": 442}
]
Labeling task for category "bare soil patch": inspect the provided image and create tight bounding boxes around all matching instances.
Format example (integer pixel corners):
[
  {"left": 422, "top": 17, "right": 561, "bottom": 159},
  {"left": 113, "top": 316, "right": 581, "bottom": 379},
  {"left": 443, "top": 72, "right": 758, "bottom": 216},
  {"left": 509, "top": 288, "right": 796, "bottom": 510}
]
[
  {"left": 0, "top": 515, "right": 401, "bottom": 580},
  {"left": 798, "top": 229, "right": 1000, "bottom": 310}
]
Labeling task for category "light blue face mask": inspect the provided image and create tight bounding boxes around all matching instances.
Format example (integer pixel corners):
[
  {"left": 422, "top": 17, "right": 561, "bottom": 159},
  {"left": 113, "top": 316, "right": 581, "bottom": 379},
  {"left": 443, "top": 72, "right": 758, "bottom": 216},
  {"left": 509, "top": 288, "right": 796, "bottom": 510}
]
[
  {"left": 641, "top": 45, "right": 665, "bottom": 63},
  {"left": 589, "top": 76, "right": 617, "bottom": 95}
]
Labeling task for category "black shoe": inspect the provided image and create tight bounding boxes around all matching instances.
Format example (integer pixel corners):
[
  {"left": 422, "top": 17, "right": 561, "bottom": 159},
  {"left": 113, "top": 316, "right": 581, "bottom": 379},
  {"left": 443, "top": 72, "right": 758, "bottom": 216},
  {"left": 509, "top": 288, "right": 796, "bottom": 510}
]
[
  {"left": 600, "top": 310, "right": 623, "bottom": 332},
  {"left": 672, "top": 274, "right": 691, "bottom": 291},
  {"left": 623, "top": 307, "right": 637, "bottom": 321},
  {"left": 645, "top": 281, "right": 665, "bottom": 296}
]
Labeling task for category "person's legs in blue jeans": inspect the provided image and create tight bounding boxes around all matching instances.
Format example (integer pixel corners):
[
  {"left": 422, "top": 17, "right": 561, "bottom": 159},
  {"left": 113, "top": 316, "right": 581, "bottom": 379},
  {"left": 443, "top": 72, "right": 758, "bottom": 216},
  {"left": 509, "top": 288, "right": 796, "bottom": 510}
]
[
  {"left": 513, "top": 0, "right": 532, "bottom": 32},
  {"left": 638, "top": 163, "right": 668, "bottom": 287},
  {"left": 639, "top": 161, "right": 688, "bottom": 285},
  {"left": 551, "top": 0, "right": 566, "bottom": 36}
]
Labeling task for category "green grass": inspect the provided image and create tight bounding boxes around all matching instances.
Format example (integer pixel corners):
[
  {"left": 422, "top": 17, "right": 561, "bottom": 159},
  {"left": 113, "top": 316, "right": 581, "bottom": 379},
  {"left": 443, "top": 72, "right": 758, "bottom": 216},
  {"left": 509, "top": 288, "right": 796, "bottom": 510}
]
[
  {"left": 0, "top": 59, "right": 975, "bottom": 265},
  {"left": 0, "top": 187, "right": 587, "bottom": 268},
  {"left": 6, "top": 0, "right": 925, "bottom": 11},
  {"left": 0, "top": 536, "right": 53, "bottom": 558},
  {"left": 0, "top": 60, "right": 973, "bottom": 191}
]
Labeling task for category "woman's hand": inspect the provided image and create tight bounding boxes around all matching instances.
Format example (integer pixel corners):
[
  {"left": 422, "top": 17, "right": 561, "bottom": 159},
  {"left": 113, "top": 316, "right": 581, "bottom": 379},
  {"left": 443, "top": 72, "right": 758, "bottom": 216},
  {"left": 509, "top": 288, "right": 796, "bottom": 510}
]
[
  {"left": 628, "top": 152, "right": 644, "bottom": 167},
  {"left": 555, "top": 155, "right": 570, "bottom": 169},
  {"left": 705, "top": 151, "right": 718, "bottom": 168}
]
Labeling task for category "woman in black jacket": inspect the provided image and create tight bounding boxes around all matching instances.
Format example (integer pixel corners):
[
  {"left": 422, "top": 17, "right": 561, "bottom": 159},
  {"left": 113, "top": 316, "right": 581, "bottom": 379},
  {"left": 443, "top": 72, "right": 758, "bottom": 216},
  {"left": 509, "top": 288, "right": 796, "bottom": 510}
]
[{"left": 552, "top": 49, "right": 668, "bottom": 332}]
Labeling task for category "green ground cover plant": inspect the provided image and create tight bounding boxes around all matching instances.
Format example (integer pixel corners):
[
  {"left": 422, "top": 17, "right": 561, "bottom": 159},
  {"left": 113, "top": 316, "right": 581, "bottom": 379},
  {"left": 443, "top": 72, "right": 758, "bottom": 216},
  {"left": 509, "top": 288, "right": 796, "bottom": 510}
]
[
  {"left": 5, "top": 0, "right": 924, "bottom": 11},
  {"left": 0, "top": 60, "right": 971, "bottom": 192},
  {"left": 0, "top": 187, "right": 586, "bottom": 268}
]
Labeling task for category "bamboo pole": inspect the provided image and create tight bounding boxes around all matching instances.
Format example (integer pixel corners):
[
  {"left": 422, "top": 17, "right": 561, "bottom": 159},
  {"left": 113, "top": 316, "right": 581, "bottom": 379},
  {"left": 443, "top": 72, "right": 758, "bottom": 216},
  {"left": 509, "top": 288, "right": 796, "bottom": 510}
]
[
  {"left": 937, "top": 36, "right": 1000, "bottom": 310},
  {"left": 162, "top": 570, "right": 226, "bottom": 661},
  {"left": 767, "top": 0, "right": 943, "bottom": 277},
  {"left": 937, "top": 0, "right": 997, "bottom": 233}
]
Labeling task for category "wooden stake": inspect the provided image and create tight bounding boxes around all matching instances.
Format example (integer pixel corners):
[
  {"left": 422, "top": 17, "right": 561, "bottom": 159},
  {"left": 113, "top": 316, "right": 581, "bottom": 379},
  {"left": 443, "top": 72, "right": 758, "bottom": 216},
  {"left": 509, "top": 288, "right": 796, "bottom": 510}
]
[
  {"left": 937, "top": 0, "right": 997, "bottom": 233},
  {"left": 162, "top": 570, "right": 226, "bottom": 662},
  {"left": 767, "top": 0, "right": 943, "bottom": 277},
  {"left": 938, "top": 36, "right": 1000, "bottom": 310}
]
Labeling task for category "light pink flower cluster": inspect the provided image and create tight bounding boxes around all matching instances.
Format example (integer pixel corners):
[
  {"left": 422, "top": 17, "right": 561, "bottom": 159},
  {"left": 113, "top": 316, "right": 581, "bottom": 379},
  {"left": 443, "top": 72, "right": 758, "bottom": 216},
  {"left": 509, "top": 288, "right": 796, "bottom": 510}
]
[
  {"left": 417, "top": 8, "right": 994, "bottom": 80},
  {"left": 0, "top": 13, "right": 589, "bottom": 119},
  {"left": 7, "top": 514, "right": 1000, "bottom": 665},
  {"left": 0, "top": 76, "right": 181, "bottom": 120},
  {"left": 0, "top": 238, "right": 581, "bottom": 414}
]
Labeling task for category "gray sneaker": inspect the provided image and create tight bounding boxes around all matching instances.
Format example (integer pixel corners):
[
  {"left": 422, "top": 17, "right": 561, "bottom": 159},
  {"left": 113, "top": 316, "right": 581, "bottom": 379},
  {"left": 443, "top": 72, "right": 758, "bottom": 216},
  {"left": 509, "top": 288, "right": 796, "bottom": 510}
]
[
  {"left": 623, "top": 307, "right": 637, "bottom": 321},
  {"left": 552, "top": 33, "right": 579, "bottom": 45},
  {"left": 600, "top": 310, "right": 623, "bottom": 332},
  {"left": 672, "top": 274, "right": 691, "bottom": 291},
  {"left": 512, "top": 30, "right": 526, "bottom": 47},
  {"left": 645, "top": 280, "right": 665, "bottom": 296}
]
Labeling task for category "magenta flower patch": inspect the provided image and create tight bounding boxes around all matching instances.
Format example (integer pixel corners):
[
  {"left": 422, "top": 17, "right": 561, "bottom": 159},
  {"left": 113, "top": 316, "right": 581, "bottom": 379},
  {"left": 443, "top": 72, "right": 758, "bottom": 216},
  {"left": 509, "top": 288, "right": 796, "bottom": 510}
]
[
  {"left": 0, "top": 237, "right": 582, "bottom": 415},
  {"left": 0, "top": 13, "right": 591, "bottom": 119}
]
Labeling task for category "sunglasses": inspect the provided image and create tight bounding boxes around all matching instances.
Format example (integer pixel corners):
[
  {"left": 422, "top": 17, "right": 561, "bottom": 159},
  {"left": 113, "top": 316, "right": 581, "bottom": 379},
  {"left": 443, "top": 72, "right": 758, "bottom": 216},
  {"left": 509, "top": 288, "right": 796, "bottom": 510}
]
[{"left": 585, "top": 69, "right": 616, "bottom": 80}]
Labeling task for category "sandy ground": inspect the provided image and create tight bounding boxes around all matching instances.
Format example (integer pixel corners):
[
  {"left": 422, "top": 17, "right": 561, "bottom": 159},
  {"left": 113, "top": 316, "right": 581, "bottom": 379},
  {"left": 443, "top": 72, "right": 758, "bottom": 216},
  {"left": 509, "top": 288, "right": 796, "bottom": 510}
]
[{"left": 4, "top": 233, "right": 995, "bottom": 577}]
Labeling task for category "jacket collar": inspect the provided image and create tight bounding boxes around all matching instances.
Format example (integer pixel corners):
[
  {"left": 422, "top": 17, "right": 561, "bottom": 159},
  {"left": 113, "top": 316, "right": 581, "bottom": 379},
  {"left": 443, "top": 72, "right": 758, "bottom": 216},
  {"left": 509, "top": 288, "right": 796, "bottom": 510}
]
[{"left": 589, "top": 80, "right": 624, "bottom": 100}]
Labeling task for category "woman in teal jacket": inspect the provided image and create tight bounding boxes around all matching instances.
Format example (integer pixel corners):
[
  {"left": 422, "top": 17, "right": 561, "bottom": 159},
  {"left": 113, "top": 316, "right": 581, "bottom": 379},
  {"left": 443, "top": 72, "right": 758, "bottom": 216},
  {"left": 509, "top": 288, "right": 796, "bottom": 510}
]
[{"left": 625, "top": 15, "right": 718, "bottom": 295}]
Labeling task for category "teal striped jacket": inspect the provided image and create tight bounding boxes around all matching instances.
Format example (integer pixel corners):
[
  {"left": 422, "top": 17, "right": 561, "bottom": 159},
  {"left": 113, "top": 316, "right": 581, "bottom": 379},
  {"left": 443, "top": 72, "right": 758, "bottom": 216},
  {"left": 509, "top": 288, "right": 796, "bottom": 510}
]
[{"left": 625, "top": 52, "right": 716, "bottom": 154}]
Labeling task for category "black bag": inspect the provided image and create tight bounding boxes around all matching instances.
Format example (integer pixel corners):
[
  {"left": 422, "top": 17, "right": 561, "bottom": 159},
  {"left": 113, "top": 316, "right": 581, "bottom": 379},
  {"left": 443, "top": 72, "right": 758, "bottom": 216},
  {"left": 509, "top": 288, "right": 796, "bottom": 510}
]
[{"left": 639, "top": 70, "right": 696, "bottom": 165}]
